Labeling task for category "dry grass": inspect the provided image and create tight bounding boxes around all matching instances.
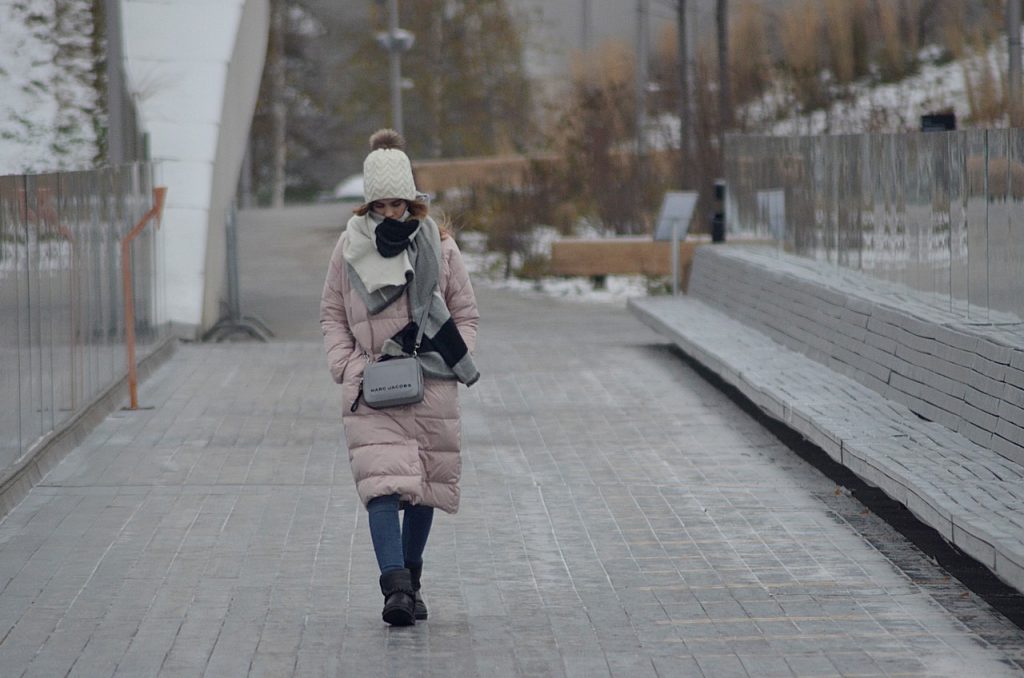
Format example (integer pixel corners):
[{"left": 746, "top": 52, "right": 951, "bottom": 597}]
[
  {"left": 823, "top": 0, "right": 857, "bottom": 84},
  {"left": 728, "top": 0, "right": 771, "bottom": 111},
  {"left": 779, "top": 0, "right": 825, "bottom": 110},
  {"left": 941, "top": 2, "right": 969, "bottom": 59},
  {"left": 962, "top": 27, "right": 1006, "bottom": 124},
  {"left": 876, "top": 2, "right": 905, "bottom": 81}
]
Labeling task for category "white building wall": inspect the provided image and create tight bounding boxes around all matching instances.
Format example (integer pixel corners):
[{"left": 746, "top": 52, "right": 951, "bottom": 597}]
[{"left": 122, "top": 0, "right": 269, "bottom": 334}]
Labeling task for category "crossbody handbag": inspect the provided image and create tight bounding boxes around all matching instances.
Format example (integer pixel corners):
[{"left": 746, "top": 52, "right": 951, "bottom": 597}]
[{"left": 356, "top": 288, "right": 432, "bottom": 410}]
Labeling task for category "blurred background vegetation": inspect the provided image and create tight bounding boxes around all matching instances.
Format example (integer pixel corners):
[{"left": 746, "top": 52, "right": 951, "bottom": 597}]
[{"left": 246, "top": 0, "right": 1014, "bottom": 276}]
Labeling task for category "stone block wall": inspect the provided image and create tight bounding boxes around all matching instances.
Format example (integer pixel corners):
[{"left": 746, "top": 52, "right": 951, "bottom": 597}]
[{"left": 688, "top": 246, "right": 1024, "bottom": 465}]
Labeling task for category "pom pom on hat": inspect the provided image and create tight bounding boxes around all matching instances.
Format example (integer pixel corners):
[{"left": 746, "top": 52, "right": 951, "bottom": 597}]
[
  {"left": 362, "top": 128, "right": 417, "bottom": 204},
  {"left": 369, "top": 129, "right": 405, "bottom": 151}
]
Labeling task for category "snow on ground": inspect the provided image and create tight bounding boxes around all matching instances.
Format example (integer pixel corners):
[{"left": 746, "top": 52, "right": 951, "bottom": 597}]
[{"left": 462, "top": 247, "right": 651, "bottom": 305}]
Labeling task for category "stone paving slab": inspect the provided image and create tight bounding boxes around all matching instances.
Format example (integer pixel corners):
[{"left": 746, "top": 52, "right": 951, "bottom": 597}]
[
  {"left": 631, "top": 294, "right": 1024, "bottom": 596},
  {"left": 0, "top": 288, "right": 1023, "bottom": 675}
]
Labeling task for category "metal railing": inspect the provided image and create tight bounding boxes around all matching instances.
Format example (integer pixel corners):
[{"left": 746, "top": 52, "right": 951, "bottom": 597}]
[
  {"left": 724, "top": 129, "right": 1024, "bottom": 322},
  {"left": 0, "top": 163, "right": 168, "bottom": 471}
]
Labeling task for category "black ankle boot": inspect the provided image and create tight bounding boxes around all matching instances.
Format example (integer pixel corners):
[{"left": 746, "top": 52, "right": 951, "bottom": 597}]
[
  {"left": 379, "top": 569, "right": 415, "bottom": 626},
  {"left": 407, "top": 563, "right": 428, "bottom": 620}
]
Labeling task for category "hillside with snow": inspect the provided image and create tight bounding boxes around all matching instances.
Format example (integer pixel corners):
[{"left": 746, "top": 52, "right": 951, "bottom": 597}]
[
  {"left": 0, "top": 0, "right": 100, "bottom": 174},
  {"left": 746, "top": 41, "right": 1009, "bottom": 135}
]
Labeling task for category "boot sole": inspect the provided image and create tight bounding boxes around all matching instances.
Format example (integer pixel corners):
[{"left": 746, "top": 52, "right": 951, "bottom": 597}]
[
  {"left": 383, "top": 606, "right": 416, "bottom": 626},
  {"left": 414, "top": 593, "right": 427, "bottom": 620}
]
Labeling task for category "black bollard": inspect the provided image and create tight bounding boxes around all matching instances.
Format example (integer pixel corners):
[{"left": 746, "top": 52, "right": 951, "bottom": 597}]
[
  {"left": 711, "top": 179, "right": 726, "bottom": 243},
  {"left": 711, "top": 212, "right": 725, "bottom": 243}
]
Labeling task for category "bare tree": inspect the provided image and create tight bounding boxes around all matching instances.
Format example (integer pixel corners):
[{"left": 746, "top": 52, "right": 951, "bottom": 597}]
[
  {"left": 1009, "top": 0, "right": 1022, "bottom": 126},
  {"left": 716, "top": 0, "right": 730, "bottom": 160},
  {"left": 268, "top": 0, "right": 287, "bottom": 208},
  {"left": 675, "top": 0, "right": 693, "bottom": 188}
]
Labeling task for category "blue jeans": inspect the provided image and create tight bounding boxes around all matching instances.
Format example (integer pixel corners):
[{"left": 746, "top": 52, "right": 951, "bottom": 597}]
[{"left": 367, "top": 494, "right": 434, "bottom": 574}]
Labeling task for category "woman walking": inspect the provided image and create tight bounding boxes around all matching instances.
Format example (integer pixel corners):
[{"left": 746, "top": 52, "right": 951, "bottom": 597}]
[{"left": 320, "top": 129, "right": 480, "bottom": 626}]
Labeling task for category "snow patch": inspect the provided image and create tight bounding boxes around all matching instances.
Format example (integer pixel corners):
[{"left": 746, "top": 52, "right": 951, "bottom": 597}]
[
  {"left": 746, "top": 40, "right": 1010, "bottom": 135},
  {"left": 0, "top": 0, "right": 100, "bottom": 174}
]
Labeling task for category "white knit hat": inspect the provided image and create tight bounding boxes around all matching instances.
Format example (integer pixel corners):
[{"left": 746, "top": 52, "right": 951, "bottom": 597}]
[{"left": 362, "top": 129, "right": 417, "bottom": 204}]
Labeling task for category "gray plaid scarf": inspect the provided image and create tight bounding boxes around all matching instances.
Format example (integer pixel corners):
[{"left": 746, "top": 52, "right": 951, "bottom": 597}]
[{"left": 345, "top": 217, "right": 479, "bottom": 386}]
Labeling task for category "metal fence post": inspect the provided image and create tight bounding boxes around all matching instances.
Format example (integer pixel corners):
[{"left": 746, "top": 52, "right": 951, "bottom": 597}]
[
  {"left": 201, "top": 203, "right": 272, "bottom": 342},
  {"left": 671, "top": 217, "right": 681, "bottom": 296}
]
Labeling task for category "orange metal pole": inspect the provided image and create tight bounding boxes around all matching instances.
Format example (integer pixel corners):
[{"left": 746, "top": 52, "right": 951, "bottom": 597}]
[{"left": 122, "top": 186, "right": 167, "bottom": 410}]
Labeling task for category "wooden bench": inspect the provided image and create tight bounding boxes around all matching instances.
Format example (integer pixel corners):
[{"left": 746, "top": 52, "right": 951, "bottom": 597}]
[
  {"left": 548, "top": 237, "right": 774, "bottom": 287},
  {"left": 549, "top": 238, "right": 700, "bottom": 282}
]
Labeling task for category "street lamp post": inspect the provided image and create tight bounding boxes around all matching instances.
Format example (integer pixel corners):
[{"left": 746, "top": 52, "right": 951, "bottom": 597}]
[
  {"left": 377, "top": 0, "right": 415, "bottom": 134},
  {"left": 636, "top": 0, "right": 648, "bottom": 159}
]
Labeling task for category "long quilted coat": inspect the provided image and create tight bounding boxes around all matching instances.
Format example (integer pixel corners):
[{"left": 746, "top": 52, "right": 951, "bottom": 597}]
[{"left": 320, "top": 231, "right": 479, "bottom": 513}]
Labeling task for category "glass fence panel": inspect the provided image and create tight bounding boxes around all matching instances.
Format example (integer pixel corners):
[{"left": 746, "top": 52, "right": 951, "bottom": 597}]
[
  {"left": 924, "top": 132, "right": 952, "bottom": 305},
  {"left": 767, "top": 135, "right": 779, "bottom": 244},
  {"left": 792, "top": 136, "right": 817, "bottom": 256},
  {"left": 807, "top": 136, "right": 826, "bottom": 260},
  {"left": 59, "top": 172, "right": 85, "bottom": 413},
  {"left": 856, "top": 135, "right": 874, "bottom": 273},
  {"left": 963, "top": 129, "right": 990, "bottom": 321},
  {"left": 948, "top": 132, "right": 969, "bottom": 315},
  {"left": 871, "top": 133, "right": 903, "bottom": 284},
  {"left": 98, "top": 168, "right": 117, "bottom": 389},
  {"left": 0, "top": 164, "right": 163, "bottom": 464},
  {"left": 81, "top": 170, "right": 101, "bottom": 405},
  {"left": 62, "top": 172, "right": 84, "bottom": 410},
  {"left": 110, "top": 167, "right": 128, "bottom": 382},
  {"left": 987, "top": 129, "right": 1012, "bottom": 320},
  {"left": 837, "top": 134, "right": 862, "bottom": 269},
  {"left": 37, "top": 172, "right": 72, "bottom": 431},
  {"left": 822, "top": 135, "right": 839, "bottom": 263},
  {"left": 772, "top": 135, "right": 788, "bottom": 248},
  {"left": 23, "top": 175, "right": 47, "bottom": 446},
  {"left": 1004, "top": 131, "right": 1024, "bottom": 321},
  {"left": 86, "top": 170, "right": 107, "bottom": 396},
  {"left": 0, "top": 176, "right": 21, "bottom": 468},
  {"left": 908, "top": 130, "right": 947, "bottom": 300},
  {"left": 84, "top": 170, "right": 104, "bottom": 404},
  {"left": 864, "top": 134, "right": 886, "bottom": 277},
  {"left": 724, "top": 138, "right": 739, "bottom": 237},
  {"left": 905, "top": 133, "right": 928, "bottom": 294},
  {"left": 13, "top": 175, "right": 35, "bottom": 462},
  {"left": 892, "top": 134, "right": 911, "bottom": 290},
  {"left": 887, "top": 133, "right": 906, "bottom": 284},
  {"left": 726, "top": 130, "right": 1024, "bottom": 322}
]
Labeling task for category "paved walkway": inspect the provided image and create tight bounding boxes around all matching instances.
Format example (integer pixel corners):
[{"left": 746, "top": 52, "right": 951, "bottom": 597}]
[
  {"left": 0, "top": 207, "right": 1023, "bottom": 676},
  {"left": 0, "top": 286, "right": 1022, "bottom": 676}
]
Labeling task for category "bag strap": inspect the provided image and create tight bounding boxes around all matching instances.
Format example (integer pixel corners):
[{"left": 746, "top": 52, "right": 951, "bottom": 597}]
[
  {"left": 361, "top": 283, "right": 435, "bottom": 359},
  {"left": 410, "top": 284, "right": 434, "bottom": 354}
]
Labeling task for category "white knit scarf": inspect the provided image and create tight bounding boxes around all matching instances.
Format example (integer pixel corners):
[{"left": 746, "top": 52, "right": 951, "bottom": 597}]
[{"left": 341, "top": 211, "right": 421, "bottom": 293}]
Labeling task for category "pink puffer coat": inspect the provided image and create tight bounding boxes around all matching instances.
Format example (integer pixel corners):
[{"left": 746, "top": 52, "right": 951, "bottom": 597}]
[{"left": 320, "top": 231, "right": 479, "bottom": 514}]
